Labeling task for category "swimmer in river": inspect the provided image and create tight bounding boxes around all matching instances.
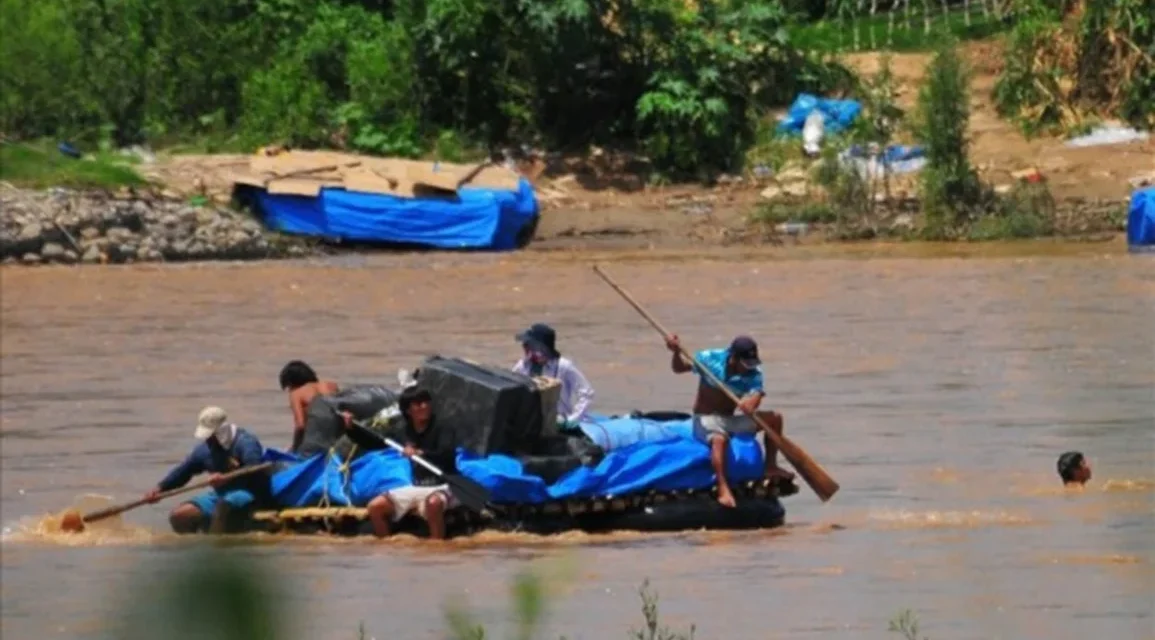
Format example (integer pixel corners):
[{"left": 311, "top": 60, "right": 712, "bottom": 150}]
[
  {"left": 279, "top": 360, "right": 339, "bottom": 453},
  {"left": 1057, "top": 451, "right": 1092, "bottom": 487},
  {"left": 664, "top": 333, "right": 795, "bottom": 508}
]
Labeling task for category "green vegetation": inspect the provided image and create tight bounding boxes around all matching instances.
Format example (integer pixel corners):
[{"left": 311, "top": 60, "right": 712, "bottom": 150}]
[
  {"left": 0, "top": 142, "right": 147, "bottom": 189},
  {"left": 749, "top": 41, "right": 1075, "bottom": 242},
  {"left": 0, "top": 0, "right": 859, "bottom": 179},
  {"left": 888, "top": 609, "right": 931, "bottom": 640},
  {"left": 993, "top": 0, "right": 1154, "bottom": 136},
  {"left": 912, "top": 39, "right": 996, "bottom": 239},
  {"left": 790, "top": 3, "right": 1010, "bottom": 53}
]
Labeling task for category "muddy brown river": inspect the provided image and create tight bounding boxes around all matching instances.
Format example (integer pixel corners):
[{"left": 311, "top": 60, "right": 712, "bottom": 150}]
[{"left": 2, "top": 243, "right": 1153, "bottom": 639}]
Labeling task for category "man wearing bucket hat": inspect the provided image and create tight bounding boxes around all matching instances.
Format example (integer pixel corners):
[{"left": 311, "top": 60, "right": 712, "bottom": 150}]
[
  {"left": 143, "top": 406, "right": 274, "bottom": 533},
  {"left": 665, "top": 333, "right": 794, "bottom": 508},
  {"left": 512, "top": 322, "right": 596, "bottom": 427}
]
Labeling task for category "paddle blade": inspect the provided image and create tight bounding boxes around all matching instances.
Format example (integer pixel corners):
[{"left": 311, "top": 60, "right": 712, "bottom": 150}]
[
  {"left": 60, "top": 509, "right": 85, "bottom": 533},
  {"left": 777, "top": 436, "right": 840, "bottom": 502},
  {"left": 445, "top": 474, "right": 492, "bottom": 514}
]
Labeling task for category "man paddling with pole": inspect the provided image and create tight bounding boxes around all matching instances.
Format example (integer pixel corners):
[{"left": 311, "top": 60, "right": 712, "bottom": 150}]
[
  {"left": 665, "top": 333, "right": 793, "bottom": 507},
  {"left": 592, "top": 265, "right": 840, "bottom": 505}
]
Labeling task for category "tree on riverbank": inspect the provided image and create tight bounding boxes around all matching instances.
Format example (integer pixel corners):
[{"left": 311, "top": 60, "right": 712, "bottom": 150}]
[{"left": 0, "top": 0, "right": 856, "bottom": 177}]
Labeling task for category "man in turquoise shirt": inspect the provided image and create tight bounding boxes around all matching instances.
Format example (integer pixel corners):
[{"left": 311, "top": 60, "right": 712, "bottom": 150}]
[{"left": 665, "top": 334, "right": 794, "bottom": 508}]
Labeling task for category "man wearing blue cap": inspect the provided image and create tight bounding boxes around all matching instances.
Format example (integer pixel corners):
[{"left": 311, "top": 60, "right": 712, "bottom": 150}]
[
  {"left": 665, "top": 333, "right": 794, "bottom": 508},
  {"left": 513, "top": 323, "right": 596, "bottom": 427}
]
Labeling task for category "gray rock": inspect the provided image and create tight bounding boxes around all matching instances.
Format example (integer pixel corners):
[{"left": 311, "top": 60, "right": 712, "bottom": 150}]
[
  {"left": 195, "top": 209, "right": 219, "bottom": 226},
  {"left": 81, "top": 246, "right": 103, "bottom": 264},
  {"left": 41, "top": 242, "right": 68, "bottom": 262},
  {"left": 106, "top": 226, "right": 133, "bottom": 242},
  {"left": 229, "top": 231, "right": 249, "bottom": 248},
  {"left": 3, "top": 257, "right": 18, "bottom": 265},
  {"left": 19, "top": 223, "right": 42, "bottom": 240},
  {"left": 61, "top": 250, "right": 78, "bottom": 264},
  {"left": 79, "top": 226, "right": 101, "bottom": 240},
  {"left": 21, "top": 252, "right": 41, "bottom": 265}
]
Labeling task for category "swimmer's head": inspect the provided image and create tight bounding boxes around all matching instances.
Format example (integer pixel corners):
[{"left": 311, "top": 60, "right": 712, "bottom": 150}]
[{"left": 1057, "top": 451, "right": 1092, "bottom": 486}]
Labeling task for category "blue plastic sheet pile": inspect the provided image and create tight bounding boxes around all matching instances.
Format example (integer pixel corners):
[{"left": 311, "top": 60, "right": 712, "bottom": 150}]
[
  {"left": 262, "top": 415, "right": 769, "bottom": 508},
  {"left": 1127, "top": 186, "right": 1155, "bottom": 252},
  {"left": 775, "top": 93, "right": 863, "bottom": 137}
]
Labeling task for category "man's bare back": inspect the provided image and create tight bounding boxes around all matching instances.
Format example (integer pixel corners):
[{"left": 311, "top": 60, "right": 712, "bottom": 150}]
[
  {"left": 278, "top": 360, "right": 340, "bottom": 453},
  {"left": 289, "top": 380, "right": 338, "bottom": 451}
]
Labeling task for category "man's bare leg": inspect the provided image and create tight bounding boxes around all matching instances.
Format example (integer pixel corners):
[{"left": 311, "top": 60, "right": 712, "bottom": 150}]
[
  {"left": 366, "top": 495, "right": 395, "bottom": 538},
  {"left": 709, "top": 436, "right": 737, "bottom": 508},
  {"left": 423, "top": 493, "right": 448, "bottom": 540},
  {"left": 168, "top": 503, "right": 204, "bottom": 534},
  {"left": 757, "top": 411, "right": 795, "bottom": 482}
]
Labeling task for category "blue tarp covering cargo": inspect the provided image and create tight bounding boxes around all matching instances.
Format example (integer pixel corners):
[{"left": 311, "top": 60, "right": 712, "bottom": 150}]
[
  {"left": 249, "top": 177, "right": 540, "bottom": 251},
  {"left": 262, "top": 417, "right": 766, "bottom": 507},
  {"left": 776, "top": 93, "right": 862, "bottom": 136},
  {"left": 576, "top": 413, "right": 693, "bottom": 451},
  {"left": 1127, "top": 186, "right": 1155, "bottom": 253}
]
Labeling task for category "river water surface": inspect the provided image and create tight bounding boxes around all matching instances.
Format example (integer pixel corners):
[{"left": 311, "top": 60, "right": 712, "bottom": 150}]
[{"left": 2, "top": 244, "right": 1153, "bottom": 639}]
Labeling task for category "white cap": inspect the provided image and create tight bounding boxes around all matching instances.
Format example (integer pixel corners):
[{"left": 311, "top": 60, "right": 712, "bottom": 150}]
[{"left": 193, "top": 406, "right": 228, "bottom": 440}]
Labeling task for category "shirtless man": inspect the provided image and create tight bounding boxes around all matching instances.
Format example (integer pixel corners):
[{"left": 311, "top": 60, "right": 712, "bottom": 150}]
[
  {"left": 278, "top": 360, "right": 339, "bottom": 453},
  {"left": 665, "top": 334, "right": 794, "bottom": 508}
]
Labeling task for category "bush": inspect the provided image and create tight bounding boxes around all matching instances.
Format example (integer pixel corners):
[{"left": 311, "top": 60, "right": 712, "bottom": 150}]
[
  {"left": 912, "top": 40, "right": 997, "bottom": 239},
  {"left": 0, "top": 0, "right": 853, "bottom": 178},
  {"left": 993, "top": 0, "right": 1155, "bottom": 136}
]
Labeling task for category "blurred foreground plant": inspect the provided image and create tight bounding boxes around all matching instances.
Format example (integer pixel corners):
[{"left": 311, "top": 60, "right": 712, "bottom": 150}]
[
  {"left": 888, "top": 609, "right": 930, "bottom": 640},
  {"left": 113, "top": 546, "right": 292, "bottom": 640},
  {"left": 111, "top": 543, "right": 915, "bottom": 640}
]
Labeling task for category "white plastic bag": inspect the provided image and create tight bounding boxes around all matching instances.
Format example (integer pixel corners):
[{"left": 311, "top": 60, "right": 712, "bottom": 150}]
[{"left": 802, "top": 110, "right": 825, "bottom": 156}]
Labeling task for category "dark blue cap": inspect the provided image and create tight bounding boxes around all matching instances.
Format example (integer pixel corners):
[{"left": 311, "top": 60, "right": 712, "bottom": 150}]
[{"left": 729, "top": 335, "right": 761, "bottom": 367}]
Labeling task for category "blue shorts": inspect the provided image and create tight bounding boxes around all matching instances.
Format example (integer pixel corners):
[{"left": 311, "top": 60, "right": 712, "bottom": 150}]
[{"left": 185, "top": 489, "right": 257, "bottom": 528}]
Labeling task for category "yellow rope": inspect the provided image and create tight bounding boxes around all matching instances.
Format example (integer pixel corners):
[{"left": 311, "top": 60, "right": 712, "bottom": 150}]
[{"left": 312, "top": 443, "right": 359, "bottom": 533}]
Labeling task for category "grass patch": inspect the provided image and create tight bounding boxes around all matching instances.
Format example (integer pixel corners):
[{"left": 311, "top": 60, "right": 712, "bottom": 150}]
[
  {"left": 790, "top": 7, "right": 1009, "bottom": 53},
  {"left": 0, "top": 142, "right": 147, "bottom": 189}
]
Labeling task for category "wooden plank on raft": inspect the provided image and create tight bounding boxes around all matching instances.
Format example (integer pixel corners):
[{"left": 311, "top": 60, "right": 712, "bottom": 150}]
[{"left": 252, "top": 507, "right": 370, "bottom": 522}]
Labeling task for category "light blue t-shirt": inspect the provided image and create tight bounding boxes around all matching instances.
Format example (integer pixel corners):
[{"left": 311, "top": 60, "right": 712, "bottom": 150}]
[{"left": 692, "top": 348, "right": 764, "bottom": 398}]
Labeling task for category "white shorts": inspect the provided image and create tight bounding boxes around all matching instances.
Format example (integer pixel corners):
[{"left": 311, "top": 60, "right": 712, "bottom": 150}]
[
  {"left": 385, "top": 485, "right": 459, "bottom": 522},
  {"left": 692, "top": 414, "right": 767, "bottom": 455}
]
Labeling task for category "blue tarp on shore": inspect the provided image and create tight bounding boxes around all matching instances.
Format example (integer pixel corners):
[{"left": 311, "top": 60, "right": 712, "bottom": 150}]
[
  {"left": 1127, "top": 186, "right": 1155, "bottom": 253},
  {"left": 261, "top": 416, "right": 767, "bottom": 507},
  {"left": 776, "top": 93, "right": 862, "bottom": 137},
  {"left": 249, "top": 177, "right": 539, "bottom": 251}
]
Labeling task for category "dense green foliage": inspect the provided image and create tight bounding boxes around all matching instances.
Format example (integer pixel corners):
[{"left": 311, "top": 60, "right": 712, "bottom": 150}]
[
  {"left": 993, "top": 0, "right": 1154, "bottom": 135},
  {"left": 0, "top": 0, "right": 859, "bottom": 176}
]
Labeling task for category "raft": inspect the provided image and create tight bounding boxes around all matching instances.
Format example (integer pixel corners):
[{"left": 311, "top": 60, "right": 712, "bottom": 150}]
[{"left": 243, "top": 408, "right": 797, "bottom": 539}]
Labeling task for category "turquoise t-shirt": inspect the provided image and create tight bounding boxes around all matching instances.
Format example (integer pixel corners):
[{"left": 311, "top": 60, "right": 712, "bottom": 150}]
[{"left": 692, "top": 348, "right": 764, "bottom": 397}]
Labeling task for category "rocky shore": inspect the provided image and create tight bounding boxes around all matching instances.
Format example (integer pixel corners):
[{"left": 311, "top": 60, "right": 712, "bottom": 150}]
[{"left": 0, "top": 188, "right": 316, "bottom": 265}]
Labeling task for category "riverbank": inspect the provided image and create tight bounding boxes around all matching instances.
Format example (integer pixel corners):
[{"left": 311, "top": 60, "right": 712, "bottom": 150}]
[
  {"left": 0, "top": 187, "right": 314, "bottom": 265},
  {"left": 0, "top": 183, "right": 1130, "bottom": 266}
]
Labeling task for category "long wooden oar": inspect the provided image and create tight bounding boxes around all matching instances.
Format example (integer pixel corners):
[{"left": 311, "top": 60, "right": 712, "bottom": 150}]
[
  {"left": 349, "top": 421, "right": 498, "bottom": 518},
  {"left": 592, "top": 264, "right": 841, "bottom": 503},
  {"left": 59, "top": 462, "right": 274, "bottom": 533}
]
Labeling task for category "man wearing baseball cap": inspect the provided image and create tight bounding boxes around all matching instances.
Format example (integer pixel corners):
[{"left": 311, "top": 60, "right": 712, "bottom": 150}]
[
  {"left": 665, "top": 333, "right": 794, "bottom": 508},
  {"left": 143, "top": 406, "right": 274, "bottom": 533}
]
